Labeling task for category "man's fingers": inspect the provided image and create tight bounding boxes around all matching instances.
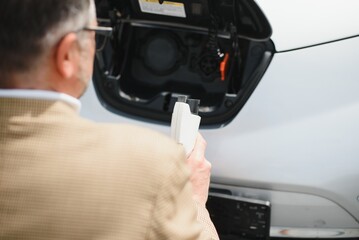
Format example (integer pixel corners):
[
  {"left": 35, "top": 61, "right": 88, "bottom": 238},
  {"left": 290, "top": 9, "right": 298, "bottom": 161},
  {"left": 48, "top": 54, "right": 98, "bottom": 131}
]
[
  {"left": 204, "top": 158, "right": 212, "bottom": 170},
  {"left": 189, "top": 133, "right": 207, "bottom": 163},
  {"left": 186, "top": 134, "right": 212, "bottom": 204}
]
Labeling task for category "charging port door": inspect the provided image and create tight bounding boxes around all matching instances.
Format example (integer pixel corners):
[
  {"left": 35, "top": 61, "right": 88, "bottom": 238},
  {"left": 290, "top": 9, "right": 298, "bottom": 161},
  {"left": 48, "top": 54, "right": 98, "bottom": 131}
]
[{"left": 93, "top": 0, "right": 273, "bottom": 127}]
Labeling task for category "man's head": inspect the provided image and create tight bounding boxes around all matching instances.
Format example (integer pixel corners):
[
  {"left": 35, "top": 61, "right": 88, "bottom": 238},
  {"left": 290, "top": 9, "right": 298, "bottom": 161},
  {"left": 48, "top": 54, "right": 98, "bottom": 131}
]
[{"left": 0, "top": 0, "right": 97, "bottom": 98}]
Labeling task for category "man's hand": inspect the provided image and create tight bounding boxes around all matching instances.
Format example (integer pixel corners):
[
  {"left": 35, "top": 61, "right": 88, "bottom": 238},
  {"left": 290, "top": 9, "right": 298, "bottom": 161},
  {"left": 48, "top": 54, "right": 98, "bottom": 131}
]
[{"left": 186, "top": 133, "right": 212, "bottom": 205}]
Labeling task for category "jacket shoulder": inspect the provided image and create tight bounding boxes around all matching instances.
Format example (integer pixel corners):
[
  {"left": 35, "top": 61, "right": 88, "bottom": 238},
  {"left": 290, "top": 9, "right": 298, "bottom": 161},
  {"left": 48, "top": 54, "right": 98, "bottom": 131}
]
[{"left": 90, "top": 123, "right": 187, "bottom": 179}]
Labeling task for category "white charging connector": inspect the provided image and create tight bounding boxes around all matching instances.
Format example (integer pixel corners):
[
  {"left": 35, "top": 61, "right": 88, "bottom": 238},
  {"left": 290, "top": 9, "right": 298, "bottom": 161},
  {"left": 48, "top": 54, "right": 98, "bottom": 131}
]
[{"left": 171, "top": 96, "right": 201, "bottom": 156}]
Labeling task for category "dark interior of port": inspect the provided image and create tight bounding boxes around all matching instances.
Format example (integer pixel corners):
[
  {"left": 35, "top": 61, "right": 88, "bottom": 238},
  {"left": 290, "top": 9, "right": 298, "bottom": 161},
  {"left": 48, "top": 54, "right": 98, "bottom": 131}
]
[{"left": 93, "top": 0, "right": 274, "bottom": 126}]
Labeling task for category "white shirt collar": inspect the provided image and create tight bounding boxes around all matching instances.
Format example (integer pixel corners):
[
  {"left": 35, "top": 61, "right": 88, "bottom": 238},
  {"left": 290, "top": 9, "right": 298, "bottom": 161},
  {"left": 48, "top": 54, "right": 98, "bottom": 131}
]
[{"left": 0, "top": 89, "right": 81, "bottom": 112}]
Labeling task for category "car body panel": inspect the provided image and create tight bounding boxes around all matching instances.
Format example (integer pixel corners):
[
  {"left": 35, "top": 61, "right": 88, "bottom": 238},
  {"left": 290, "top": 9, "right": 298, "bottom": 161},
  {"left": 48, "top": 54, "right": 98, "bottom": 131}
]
[
  {"left": 206, "top": 36, "right": 359, "bottom": 224},
  {"left": 255, "top": 0, "right": 359, "bottom": 51}
]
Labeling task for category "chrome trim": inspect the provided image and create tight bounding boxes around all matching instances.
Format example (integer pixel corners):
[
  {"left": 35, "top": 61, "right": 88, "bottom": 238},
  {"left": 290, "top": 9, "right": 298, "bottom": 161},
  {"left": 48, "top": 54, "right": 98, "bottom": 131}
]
[
  {"left": 209, "top": 192, "right": 271, "bottom": 207},
  {"left": 84, "top": 26, "right": 113, "bottom": 37},
  {"left": 270, "top": 227, "right": 359, "bottom": 238}
]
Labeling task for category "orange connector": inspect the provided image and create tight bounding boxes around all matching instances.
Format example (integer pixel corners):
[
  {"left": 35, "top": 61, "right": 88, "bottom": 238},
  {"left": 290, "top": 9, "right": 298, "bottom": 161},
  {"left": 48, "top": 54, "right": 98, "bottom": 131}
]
[{"left": 220, "top": 53, "right": 229, "bottom": 81}]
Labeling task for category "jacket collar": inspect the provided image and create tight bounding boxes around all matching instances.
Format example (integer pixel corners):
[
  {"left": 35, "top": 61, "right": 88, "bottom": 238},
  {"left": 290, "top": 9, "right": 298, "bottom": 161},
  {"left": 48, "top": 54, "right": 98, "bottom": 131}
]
[{"left": 0, "top": 89, "right": 81, "bottom": 113}]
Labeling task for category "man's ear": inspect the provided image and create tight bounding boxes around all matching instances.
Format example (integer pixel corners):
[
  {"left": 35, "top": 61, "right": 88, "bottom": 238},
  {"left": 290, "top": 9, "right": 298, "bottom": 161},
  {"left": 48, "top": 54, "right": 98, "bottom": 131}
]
[{"left": 55, "top": 33, "right": 80, "bottom": 79}]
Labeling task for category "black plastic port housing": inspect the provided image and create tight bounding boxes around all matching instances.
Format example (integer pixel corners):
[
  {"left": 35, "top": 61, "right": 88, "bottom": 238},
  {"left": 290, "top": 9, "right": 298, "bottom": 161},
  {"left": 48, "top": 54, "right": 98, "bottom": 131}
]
[
  {"left": 93, "top": 0, "right": 274, "bottom": 127},
  {"left": 207, "top": 192, "right": 271, "bottom": 240}
]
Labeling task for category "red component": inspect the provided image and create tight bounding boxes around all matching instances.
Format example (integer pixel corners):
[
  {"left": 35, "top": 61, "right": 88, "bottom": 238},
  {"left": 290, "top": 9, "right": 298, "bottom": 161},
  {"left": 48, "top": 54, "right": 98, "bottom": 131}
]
[{"left": 220, "top": 53, "right": 229, "bottom": 81}]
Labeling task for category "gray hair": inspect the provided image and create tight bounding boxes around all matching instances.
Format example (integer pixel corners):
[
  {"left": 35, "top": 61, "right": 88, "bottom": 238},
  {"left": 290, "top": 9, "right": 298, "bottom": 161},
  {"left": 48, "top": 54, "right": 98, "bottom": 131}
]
[
  {"left": 0, "top": 0, "right": 96, "bottom": 84},
  {"left": 44, "top": 0, "right": 97, "bottom": 48}
]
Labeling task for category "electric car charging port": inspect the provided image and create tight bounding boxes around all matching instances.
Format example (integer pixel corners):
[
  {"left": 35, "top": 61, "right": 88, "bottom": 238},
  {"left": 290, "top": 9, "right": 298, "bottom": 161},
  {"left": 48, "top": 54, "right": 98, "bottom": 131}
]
[{"left": 93, "top": 0, "right": 274, "bottom": 127}]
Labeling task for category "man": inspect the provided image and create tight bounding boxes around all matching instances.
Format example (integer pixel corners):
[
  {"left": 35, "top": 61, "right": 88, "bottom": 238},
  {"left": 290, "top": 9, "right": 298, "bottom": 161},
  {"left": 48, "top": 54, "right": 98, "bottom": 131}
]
[{"left": 0, "top": 0, "right": 219, "bottom": 239}]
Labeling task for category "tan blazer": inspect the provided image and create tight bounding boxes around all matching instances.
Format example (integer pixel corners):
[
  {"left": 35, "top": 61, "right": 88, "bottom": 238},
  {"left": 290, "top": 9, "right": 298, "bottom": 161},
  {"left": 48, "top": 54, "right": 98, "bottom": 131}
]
[{"left": 0, "top": 98, "right": 218, "bottom": 240}]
